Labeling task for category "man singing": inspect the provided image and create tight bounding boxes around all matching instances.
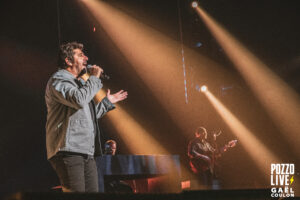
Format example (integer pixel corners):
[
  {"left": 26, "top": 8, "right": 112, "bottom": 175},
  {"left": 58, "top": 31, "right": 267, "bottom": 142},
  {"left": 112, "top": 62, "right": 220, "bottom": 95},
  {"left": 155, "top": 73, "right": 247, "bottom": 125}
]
[{"left": 45, "top": 42, "right": 127, "bottom": 192}]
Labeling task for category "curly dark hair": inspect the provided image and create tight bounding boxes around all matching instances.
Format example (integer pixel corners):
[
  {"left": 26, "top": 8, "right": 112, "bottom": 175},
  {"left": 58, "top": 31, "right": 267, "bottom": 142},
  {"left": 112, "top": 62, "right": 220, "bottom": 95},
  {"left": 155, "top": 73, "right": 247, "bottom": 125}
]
[{"left": 57, "top": 42, "right": 84, "bottom": 69}]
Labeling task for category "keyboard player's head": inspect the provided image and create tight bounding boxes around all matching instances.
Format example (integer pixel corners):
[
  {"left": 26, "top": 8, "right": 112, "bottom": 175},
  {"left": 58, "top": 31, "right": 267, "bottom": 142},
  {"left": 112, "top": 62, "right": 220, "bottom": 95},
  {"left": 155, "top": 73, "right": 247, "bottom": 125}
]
[{"left": 104, "top": 140, "right": 117, "bottom": 155}]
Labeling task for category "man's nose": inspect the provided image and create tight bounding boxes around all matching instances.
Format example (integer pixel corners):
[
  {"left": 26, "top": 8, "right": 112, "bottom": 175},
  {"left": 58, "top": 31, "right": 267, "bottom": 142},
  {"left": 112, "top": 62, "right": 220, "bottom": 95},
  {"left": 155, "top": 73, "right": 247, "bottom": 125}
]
[{"left": 85, "top": 55, "right": 88, "bottom": 61}]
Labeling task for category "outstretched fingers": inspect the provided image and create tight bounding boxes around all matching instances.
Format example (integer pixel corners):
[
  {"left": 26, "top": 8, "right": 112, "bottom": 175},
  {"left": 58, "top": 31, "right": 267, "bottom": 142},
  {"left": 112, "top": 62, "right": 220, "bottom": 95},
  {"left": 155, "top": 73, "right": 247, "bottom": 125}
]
[{"left": 118, "top": 90, "right": 128, "bottom": 100}]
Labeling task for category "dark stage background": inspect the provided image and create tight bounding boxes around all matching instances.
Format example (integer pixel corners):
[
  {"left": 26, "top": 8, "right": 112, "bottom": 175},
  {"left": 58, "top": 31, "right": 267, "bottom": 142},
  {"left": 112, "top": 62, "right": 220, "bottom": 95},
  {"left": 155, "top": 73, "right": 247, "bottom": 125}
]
[{"left": 0, "top": 0, "right": 300, "bottom": 198}]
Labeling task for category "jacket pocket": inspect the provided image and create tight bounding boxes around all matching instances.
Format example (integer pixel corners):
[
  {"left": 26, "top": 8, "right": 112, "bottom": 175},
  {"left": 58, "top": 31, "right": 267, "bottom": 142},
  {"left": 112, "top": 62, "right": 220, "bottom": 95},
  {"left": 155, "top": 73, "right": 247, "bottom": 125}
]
[{"left": 67, "top": 119, "right": 93, "bottom": 151}]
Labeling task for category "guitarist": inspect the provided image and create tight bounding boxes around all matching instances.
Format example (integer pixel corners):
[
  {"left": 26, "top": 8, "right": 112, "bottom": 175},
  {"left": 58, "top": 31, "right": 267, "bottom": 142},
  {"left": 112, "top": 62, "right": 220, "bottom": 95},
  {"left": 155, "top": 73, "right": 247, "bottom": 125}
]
[{"left": 187, "top": 127, "right": 237, "bottom": 187}]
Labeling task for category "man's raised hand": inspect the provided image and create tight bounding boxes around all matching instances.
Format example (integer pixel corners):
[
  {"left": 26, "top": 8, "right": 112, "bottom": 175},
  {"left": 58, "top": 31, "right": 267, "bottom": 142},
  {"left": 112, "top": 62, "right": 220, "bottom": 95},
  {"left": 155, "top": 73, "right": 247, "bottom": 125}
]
[{"left": 106, "top": 89, "right": 128, "bottom": 103}]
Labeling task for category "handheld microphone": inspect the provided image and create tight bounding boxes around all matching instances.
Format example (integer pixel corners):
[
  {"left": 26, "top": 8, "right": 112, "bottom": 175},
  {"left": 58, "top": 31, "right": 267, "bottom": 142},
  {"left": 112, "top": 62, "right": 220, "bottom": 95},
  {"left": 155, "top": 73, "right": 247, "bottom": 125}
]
[
  {"left": 87, "top": 64, "right": 110, "bottom": 80},
  {"left": 77, "top": 68, "right": 87, "bottom": 78}
]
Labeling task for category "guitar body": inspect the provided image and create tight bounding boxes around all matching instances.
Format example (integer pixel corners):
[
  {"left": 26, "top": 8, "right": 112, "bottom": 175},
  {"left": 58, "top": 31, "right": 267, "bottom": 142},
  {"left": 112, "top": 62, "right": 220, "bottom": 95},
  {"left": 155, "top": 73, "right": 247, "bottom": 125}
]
[
  {"left": 189, "top": 156, "right": 212, "bottom": 174},
  {"left": 189, "top": 140, "right": 237, "bottom": 175}
]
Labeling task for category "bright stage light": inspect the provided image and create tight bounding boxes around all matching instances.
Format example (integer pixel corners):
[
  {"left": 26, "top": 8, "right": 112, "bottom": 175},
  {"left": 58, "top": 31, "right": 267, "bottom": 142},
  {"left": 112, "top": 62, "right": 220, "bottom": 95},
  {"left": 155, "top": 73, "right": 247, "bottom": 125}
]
[
  {"left": 194, "top": 5, "right": 300, "bottom": 156},
  {"left": 191, "top": 1, "right": 198, "bottom": 8},
  {"left": 201, "top": 85, "right": 207, "bottom": 92},
  {"left": 204, "top": 90, "right": 280, "bottom": 179},
  {"left": 79, "top": 0, "right": 226, "bottom": 137}
]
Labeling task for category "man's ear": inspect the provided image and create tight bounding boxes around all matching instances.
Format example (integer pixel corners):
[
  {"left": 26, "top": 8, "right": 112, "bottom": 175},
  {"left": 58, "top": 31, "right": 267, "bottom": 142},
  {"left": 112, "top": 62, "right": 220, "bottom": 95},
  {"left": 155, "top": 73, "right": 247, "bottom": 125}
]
[{"left": 65, "top": 58, "right": 72, "bottom": 67}]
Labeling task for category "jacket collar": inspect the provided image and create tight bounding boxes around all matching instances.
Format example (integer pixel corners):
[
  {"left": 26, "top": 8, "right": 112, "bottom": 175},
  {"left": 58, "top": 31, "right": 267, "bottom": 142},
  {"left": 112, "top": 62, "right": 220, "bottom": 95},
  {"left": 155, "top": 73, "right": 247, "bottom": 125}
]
[{"left": 53, "top": 69, "right": 77, "bottom": 80}]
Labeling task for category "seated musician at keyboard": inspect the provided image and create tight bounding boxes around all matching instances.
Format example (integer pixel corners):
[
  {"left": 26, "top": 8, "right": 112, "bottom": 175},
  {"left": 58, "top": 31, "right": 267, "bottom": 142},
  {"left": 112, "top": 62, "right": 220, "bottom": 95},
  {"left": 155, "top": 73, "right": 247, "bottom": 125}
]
[{"left": 104, "top": 140, "right": 133, "bottom": 193}]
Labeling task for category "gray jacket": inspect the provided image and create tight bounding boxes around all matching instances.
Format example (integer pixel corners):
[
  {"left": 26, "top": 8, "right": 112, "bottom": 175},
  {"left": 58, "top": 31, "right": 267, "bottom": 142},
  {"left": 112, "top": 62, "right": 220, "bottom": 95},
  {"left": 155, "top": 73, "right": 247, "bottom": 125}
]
[{"left": 45, "top": 69, "right": 115, "bottom": 159}]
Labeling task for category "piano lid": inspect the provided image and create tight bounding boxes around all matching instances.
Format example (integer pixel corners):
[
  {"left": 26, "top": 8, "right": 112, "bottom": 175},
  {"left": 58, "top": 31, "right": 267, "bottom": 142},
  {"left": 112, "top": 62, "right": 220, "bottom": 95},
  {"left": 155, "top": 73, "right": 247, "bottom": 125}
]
[{"left": 97, "top": 155, "right": 181, "bottom": 177}]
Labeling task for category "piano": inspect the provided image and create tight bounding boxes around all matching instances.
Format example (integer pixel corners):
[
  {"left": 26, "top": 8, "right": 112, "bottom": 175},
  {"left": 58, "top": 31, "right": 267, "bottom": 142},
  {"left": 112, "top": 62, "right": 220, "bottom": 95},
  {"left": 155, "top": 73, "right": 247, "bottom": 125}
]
[{"left": 96, "top": 155, "right": 181, "bottom": 193}]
